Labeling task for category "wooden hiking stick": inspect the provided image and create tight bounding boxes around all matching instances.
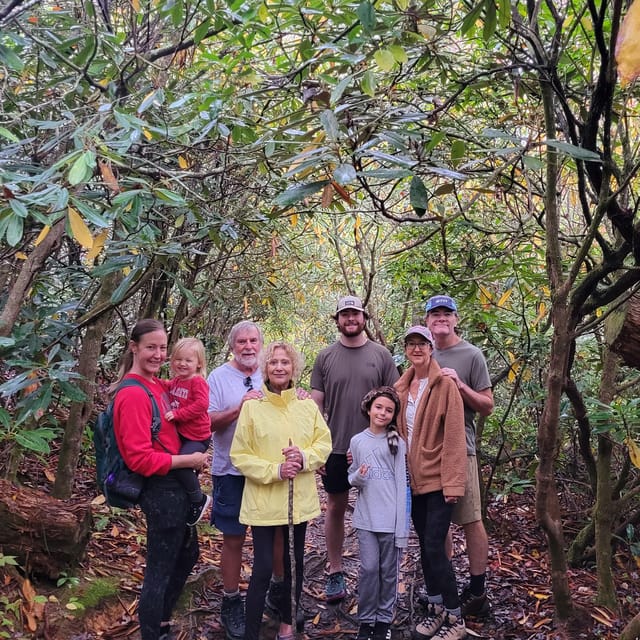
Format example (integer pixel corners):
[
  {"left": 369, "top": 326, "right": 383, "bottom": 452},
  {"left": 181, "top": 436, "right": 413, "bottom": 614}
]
[{"left": 288, "top": 438, "right": 296, "bottom": 632}]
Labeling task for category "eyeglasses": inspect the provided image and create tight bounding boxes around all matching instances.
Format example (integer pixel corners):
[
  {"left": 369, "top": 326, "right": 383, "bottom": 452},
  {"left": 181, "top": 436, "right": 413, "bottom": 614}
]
[
  {"left": 406, "top": 341, "right": 430, "bottom": 350},
  {"left": 243, "top": 376, "right": 253, "bottom": 391}
]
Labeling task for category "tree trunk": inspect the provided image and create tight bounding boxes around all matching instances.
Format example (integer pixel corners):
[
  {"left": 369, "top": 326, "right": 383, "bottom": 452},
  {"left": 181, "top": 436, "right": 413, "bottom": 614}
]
[
  {"left": 594, "top": 345, "right": 620, "bottom": 607},
  {"left": 607, "top": 293, "right": 640, "bottom": 367},
  {"left": 619, "top": 611, "right": 640, "bottom": 640},
  {"left": 0, "top": 219, "right": 66, "bottom": 337},
  {"left": 536, "top": 75, "right": 575, "bottom": 623},
  {"left": 52, "top": 271, "right": 121, "bottom": 499},
  {"left": 0, "top": 479, "right": 92, "bottom": 578},
  {"left": 535, "top": 310, "right": 574, "bottom": 620}
]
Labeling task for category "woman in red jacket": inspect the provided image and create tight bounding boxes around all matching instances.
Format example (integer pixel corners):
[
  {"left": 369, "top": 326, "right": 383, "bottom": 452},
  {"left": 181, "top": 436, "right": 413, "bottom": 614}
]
[
  {"left": 112, "top": 319, "right": 208, "bottom": 640},
  {"left": 394, "top": 326, "right": 467, "bottom": 640}
]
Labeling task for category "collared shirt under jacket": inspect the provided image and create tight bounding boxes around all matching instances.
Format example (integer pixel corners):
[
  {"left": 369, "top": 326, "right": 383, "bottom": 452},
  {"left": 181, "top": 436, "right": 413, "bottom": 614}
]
[{"left": 230, "top": 386, "right": 332, "bottom": 526}]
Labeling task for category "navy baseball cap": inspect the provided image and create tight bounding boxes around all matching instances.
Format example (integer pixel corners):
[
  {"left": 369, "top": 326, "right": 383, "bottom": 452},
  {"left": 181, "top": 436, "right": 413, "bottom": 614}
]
[{"left": 425, "top": 295, "right": 458, "bottom": 313}]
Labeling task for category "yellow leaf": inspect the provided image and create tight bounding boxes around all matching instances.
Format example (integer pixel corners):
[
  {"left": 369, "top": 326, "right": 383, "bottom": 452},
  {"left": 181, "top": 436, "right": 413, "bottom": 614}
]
[
  {"left": 616, "top": 0, "right": 640, "bottom": 87},
  {"left": 34, "top": 225, "right": 50, "bottom": 246},
  {"left": 178, "top": 155, "right": 189, "bottom": 169},
  {"left": 497, "top": 289, "right": 513, "bottom": 308},
  {"left": 290, "top": 213, "right": 298, "bottom": 226},
  {"left": 532, "top": 301, "right": 547, "bottom": 328},
  {"left": 85, "top": 228, "right": 109, "bottom": 263},
  {"left": 132, "top": 0, "right": 140, "bottom": 10},
  {"left": 68, "top": 207, "right": 94, "bottom": 249},
  {"left": 143, "top": 128, "right": 153, "bottom": 140},
  {"left": 16, "top": 252, "right": 28, "bottom": 259},
  {"left": 479, "top": 285, "right": 492, "bottom": 309},
  {"left": 624, "top": 437, "right": 640, "bottom": 469}
]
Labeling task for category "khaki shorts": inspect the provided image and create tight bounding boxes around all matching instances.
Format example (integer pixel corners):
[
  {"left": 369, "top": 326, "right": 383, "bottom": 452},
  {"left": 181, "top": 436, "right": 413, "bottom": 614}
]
[{"left": 451, "top": 455, "right": 482, "bottom": 525}]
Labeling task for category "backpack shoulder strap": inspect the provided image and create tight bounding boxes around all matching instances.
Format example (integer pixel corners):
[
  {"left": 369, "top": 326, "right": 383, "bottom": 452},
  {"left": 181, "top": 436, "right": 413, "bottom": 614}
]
[{"left": 115, "top": 379, "right": 162, "bottom": 437}]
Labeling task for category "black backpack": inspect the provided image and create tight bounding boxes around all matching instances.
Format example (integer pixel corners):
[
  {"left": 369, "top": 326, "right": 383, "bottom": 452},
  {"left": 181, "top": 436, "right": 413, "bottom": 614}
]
[{"left": 93, "top": 379, "right": 162, "bottom": 509}]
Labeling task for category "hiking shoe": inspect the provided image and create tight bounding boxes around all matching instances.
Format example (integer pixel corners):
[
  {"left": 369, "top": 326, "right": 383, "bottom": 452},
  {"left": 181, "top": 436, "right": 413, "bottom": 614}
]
[
  {"left": 416, "top": 587, "right": 429, "bottom": 606},
  {"left": 413, "top": 603, "right": 444, "bottom": 639},
  {"left": 431, "top": 612, "right": 467, "bottom": 640},
  {"left": 373, "top": 621, "right": 392, "bottom": 640},
  {"left": 187, "top": 494, "right": 211, "bottom": 526},
  {"left": 357, "top": 623, "right": 375, "bottom": 640},
  {"left": 460, "top": 585, "right": 490, "bottom": 618},
  {"left": 264, "top": 579, "right": 285, "bottom": 618},
  {"left": 325, "top": 571, "right": 346, "bottom": 602},
  {"left": 220, "top": 594, "right": 245, "bottom": 640},
  {"left": 264, "top": 581, "right": 305, "bottom": 630},
  {"left": 158, "top": 626, "right": 173, "bottom": 640}
]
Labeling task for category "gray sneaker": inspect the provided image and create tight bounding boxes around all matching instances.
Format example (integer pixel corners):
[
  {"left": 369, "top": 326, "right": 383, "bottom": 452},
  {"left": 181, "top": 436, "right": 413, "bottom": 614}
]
[{"left": 220, "top": 594, "right": 245, "bottom": 640}]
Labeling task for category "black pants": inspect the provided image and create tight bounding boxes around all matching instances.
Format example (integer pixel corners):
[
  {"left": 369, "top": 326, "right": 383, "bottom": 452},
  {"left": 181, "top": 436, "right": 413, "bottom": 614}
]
[
  {"left": 175, "top": 437, "right": 211, "bottom": 502},
  {"left": 244, "top": 522, "right": 307, "bottom": 640},
  {"left": 411, "top": 490, "right": 460, "bottom": 609},
  {"left": 138, "top": 475, "right": 199, "bottom": 640}
]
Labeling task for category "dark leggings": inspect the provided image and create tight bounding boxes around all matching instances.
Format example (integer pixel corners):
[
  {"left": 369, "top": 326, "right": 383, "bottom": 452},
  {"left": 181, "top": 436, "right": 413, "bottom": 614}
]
[
  {"left": 138, "top": 475, "right": 199, "bottom": 640},
  {"left": 244, "top": 522, "right": 307, "bottom": 640},
  {"left": 411, "top": 490, "right": 460, "bottom": 609},
  {"left": 174, "top": 437, "right": 211, "bottom": 502}
]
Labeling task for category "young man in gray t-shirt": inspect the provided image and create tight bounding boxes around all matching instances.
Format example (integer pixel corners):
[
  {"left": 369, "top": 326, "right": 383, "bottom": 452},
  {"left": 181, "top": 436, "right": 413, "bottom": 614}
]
[{"left": 311, "top": 295, "right": 399, "bottom": 603}]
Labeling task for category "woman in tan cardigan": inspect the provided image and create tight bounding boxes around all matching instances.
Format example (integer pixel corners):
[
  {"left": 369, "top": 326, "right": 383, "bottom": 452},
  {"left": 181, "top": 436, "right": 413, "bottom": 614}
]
[{"left": 394, "top": 326, "right": 468, "bottom": 640}]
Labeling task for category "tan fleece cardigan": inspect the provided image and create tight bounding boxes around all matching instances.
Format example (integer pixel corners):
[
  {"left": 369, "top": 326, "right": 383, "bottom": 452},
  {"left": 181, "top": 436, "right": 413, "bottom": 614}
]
[{"left": 394, "top": 360, "right": 467, "bottom": 497}]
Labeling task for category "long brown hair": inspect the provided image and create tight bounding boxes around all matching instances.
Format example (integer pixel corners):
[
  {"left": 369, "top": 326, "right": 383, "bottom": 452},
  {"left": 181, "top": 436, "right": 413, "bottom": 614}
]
[{"left": 109, "top": 319, "right": 166, "bottom": 392}]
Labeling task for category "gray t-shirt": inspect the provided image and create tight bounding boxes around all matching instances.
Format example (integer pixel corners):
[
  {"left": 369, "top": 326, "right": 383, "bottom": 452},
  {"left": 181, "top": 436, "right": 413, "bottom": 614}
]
[
  {"left": 207, "top": 363, "right": 263, "bottom": 476},
  {"left": 432, "top": 339, "right": 492, "bottom": 454},
  {"left": 311, "top": 340, "right": 399, "bottom": 453}
]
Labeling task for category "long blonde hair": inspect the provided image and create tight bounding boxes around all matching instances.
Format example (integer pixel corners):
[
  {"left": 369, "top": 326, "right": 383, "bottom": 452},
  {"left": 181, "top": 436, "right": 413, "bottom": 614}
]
[{"left": 170, "top": 337, "right": 207, "bottom": 378}]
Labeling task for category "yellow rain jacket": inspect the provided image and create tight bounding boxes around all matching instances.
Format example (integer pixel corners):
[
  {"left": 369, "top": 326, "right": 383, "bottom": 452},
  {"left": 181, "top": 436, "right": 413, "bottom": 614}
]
[{"left": 231, "top": 386, "right": 332, "bottom": 526}]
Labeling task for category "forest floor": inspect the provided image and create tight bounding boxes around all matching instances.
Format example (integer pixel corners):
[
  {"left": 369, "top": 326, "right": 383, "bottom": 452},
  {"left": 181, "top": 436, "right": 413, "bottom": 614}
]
[{"left": 2, "top": 470, "right": 638, "bottom": 640}]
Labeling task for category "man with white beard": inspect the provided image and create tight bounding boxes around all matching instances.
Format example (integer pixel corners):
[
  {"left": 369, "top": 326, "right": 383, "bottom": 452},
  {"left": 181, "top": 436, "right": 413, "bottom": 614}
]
[{"left": 207, "top": 321, "right": 265, "bottom": 640}]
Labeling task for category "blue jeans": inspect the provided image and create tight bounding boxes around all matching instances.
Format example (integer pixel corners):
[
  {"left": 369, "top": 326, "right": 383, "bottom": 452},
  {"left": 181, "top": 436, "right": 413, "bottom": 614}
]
[{"left": 411, "top": 490, "right": 460, "bottom": 610}]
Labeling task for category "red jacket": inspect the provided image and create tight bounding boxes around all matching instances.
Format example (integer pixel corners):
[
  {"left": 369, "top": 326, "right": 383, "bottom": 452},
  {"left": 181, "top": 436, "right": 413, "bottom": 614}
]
[
  {"left": 113, "top": 374, "right": 179, "bottom": 477},
  {"left": 167, "top": 375, "right": 211, "bottom": 441}
]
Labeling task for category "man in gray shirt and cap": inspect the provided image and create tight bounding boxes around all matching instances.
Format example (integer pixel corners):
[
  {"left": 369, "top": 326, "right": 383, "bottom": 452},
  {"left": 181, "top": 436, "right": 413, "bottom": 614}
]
[{"left": 311, "top": 295, "right": 399, "bottom": 604}]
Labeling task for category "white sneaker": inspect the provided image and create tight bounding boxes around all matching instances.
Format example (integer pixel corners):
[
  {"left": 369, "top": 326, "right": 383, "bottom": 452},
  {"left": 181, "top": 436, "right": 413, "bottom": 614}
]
[
  {"left": 431, "top": 612, "right": 467, "bottom": 640},
  {"left": 413, "top": 602, "right": 444, "bottom": 639}
]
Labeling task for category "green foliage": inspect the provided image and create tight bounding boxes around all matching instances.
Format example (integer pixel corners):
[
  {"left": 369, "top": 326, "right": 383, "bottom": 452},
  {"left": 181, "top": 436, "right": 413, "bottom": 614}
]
[
  {"left": 0, "top": 554, "right": 18, "bottom": 567},
  {"left": 70, "top": 577, "right": 119, "bottom": 610},
  {"left": 56, "top": 572, "right": 81, "bottom": 589}
]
